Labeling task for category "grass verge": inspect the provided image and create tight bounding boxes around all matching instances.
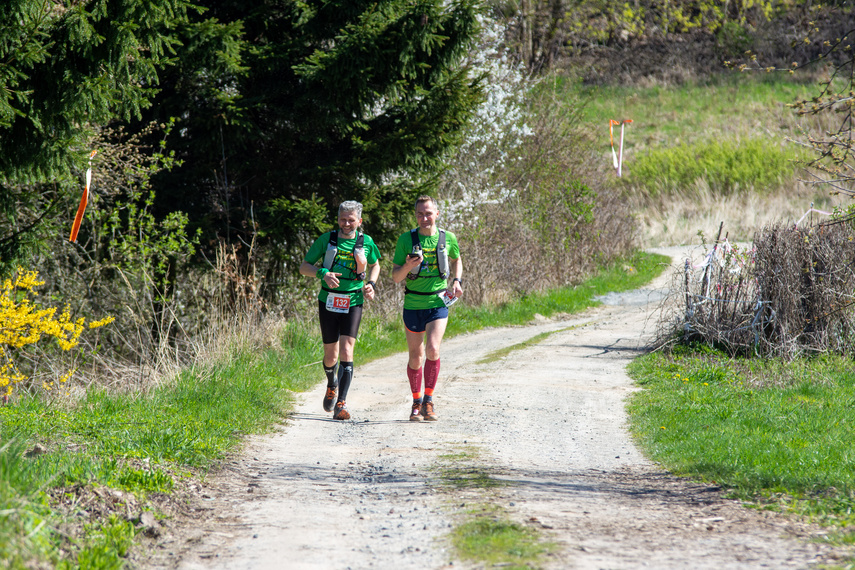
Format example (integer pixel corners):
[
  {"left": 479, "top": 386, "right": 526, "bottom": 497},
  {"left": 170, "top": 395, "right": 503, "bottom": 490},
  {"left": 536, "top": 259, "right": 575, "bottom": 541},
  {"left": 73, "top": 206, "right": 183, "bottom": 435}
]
[
  {"left": 437, "top": 445, "right": 556, "bottom": 569},
  {"left": 476, "top": 323, "right": 588, "bottom": 364},
  {"left": 0, "top": 249, "right": 665, "bottom": 568},
  {"left": 627, "top": 344, "right": 855, "bottom": 540}
]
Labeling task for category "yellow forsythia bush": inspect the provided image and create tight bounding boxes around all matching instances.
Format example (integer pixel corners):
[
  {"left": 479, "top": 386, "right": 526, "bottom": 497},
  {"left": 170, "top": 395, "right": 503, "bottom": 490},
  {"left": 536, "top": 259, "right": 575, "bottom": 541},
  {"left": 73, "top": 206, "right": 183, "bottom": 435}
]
[{"left": 0, "top": 268, "right": 114, "bottom": 397}]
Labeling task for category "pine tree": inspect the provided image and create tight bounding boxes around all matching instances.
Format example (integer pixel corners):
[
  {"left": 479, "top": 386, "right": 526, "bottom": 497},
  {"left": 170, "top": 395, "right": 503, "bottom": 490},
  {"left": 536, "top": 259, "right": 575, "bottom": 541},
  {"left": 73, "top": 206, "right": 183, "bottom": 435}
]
[
  {"left": 0, "top": 0, "right": 190, "bottom": 182},
  {"left": 0, "top": 0, "right": 190, "bottom": 268}
]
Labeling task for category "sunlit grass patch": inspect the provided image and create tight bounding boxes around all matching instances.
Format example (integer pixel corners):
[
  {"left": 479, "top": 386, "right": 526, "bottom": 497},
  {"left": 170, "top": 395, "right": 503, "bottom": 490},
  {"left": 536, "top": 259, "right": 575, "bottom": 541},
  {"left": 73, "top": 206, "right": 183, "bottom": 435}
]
[
  {"left": 452, "top": 506, "right": 555, "bottom": 570},
  {"left": 477, "top": 323, "right": 588, "bottom": 364},
  {"left": 0, "top": 440, "right": 55, "bottom": 569},
  {"left": 627, "top": 347, "right": 855, "bottom": 533},
  {"left": 630, "top": 137, "right": 807, "bottom": 196},
  {"left": 59, "top": 514, "right": 137, "bottom": 570}
]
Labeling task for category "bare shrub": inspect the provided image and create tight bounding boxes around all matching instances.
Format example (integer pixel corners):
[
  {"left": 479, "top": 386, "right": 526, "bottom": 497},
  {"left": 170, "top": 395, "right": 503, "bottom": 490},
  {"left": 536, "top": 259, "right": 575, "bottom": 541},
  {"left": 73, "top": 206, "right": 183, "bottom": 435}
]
[
  {"left": 660, "top": 217, "right": 855, "bottom": 358},
  {"left": 440, "top": 76, "right": 637, "bottom": 304},
  {"left": 24, "top": 123, "right": 297, "bottom": 393}
]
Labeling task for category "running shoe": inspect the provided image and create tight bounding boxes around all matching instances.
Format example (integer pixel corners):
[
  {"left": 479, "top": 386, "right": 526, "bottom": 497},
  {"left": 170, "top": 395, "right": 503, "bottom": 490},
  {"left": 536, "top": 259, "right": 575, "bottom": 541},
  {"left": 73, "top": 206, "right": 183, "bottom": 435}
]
[
  {"left": 323, "top": 385, "right": 337, "bottom": 412},
  {"left": 409, "top": 401, "right": 423, "bottom": 422},
  {"left": 333, "top": 401, "right": 350, "bottom": 421},
  {"left": 421, "top": 400, "right": 438, "bottom": 421}
]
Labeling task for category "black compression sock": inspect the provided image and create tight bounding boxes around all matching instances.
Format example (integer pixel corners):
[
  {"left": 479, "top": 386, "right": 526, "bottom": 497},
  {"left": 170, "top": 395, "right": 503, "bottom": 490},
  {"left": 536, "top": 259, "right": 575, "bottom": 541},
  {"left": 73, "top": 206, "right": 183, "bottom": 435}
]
[
  {"left": 337, "top": 361, "right": 354, "bottom": 401},
  {"left": 324, "top": 364, "right": 337, "bottom": 387}
]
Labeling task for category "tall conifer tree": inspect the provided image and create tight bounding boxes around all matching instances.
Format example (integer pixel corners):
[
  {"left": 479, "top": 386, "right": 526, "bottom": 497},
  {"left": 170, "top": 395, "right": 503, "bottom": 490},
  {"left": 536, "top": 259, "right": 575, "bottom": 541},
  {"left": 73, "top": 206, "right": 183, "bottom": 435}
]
[
  {"left": 0, "top": 0, "right": 191, "bottom": 266},
  {"left": 143, "top": 0, "right": 483, "bottom": 269}
]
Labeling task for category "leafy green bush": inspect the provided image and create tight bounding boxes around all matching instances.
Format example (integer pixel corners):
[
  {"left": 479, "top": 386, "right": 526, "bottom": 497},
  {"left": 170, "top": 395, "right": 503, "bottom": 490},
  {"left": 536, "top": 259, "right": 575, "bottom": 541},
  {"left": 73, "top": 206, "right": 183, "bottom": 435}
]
[{"left": 630, "top": 137, "right": 803, "bottom": 195}]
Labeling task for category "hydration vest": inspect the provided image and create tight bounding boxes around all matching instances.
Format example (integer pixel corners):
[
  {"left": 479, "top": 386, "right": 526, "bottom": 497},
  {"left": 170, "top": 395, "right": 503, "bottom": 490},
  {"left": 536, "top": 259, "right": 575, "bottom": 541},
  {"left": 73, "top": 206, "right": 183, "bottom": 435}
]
[
  {"left": 407, "top": 228, "right": 448, "bottom": 280},
  {"left": 323, "top": 230, "right": 365, "bottom": 281}
]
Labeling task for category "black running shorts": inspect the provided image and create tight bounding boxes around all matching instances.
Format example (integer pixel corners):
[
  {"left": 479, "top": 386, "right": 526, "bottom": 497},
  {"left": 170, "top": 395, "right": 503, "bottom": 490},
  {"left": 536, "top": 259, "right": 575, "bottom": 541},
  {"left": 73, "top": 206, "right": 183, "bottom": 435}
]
[{"left": 318, "top": 301, "right": 364, "bottom": 344}]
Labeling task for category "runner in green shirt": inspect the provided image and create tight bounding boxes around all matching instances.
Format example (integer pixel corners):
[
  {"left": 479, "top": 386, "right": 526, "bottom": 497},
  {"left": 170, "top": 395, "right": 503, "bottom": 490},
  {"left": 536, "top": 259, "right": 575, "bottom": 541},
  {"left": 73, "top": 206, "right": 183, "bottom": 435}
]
[
  {"left": 300, "top": 201, "right": 381, "bottom": 420},
  {"left": 392, "top": 195, "right": 463, "bottom": 421}
]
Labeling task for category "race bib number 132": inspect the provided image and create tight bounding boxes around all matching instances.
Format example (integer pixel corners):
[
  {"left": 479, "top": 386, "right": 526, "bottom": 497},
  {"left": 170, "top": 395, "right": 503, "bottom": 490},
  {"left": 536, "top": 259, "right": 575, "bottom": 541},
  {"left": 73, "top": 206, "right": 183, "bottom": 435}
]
[{"left": 326, "top": 292, "right": 351, "bottom": 314}]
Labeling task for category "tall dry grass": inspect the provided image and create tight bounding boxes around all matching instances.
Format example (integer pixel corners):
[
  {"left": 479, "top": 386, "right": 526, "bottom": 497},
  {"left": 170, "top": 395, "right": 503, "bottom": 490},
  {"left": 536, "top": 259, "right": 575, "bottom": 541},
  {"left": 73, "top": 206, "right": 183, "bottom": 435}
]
[{"left": 629, "top": 179, "right": 846, "bottom": 248}]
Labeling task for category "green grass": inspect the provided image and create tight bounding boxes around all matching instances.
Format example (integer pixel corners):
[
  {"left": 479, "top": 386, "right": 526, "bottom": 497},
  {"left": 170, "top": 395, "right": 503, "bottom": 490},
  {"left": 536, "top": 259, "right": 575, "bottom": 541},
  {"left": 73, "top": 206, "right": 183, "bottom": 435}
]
[
  {"left": 631, "top": 137, "right": 808, "bottom": 195},
  {"left": 627, "top": 346, "right": 855, "bottom": 531},
  {"left": 568, "top": 73, "right": 818, "bottom": 149},
  {"left": 452, "top": 510, "right": 553, "bottom": 570},
  {"left": 0, "top": 440, "right": 56, "bottom": 568},
  {"left": 476, "top": 324, "right": 586, "bottom": 364},
  {"left": 556, "top": 73, "right": 818, "bottom": 196},
  {"left": 57, "top": 516, "right": 137, "bottom": 570}
]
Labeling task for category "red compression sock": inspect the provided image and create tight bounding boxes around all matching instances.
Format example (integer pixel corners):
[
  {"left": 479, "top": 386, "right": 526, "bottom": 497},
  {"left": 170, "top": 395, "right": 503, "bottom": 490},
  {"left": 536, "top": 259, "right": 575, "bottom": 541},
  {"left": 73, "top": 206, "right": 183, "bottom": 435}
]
[
  {"left": 424, "top": 358, "right": 440, "bottom": 393},
  {"left": 407, "top": 366, "right": 423, "bottom": 400}
]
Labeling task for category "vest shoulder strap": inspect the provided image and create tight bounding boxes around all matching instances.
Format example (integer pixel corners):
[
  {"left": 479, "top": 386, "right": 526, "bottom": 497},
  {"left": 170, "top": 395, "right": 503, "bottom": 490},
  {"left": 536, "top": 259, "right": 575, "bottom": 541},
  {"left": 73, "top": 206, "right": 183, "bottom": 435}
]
[
  {"left": 410, "top": 228, "right": 445, "bottom": 246},
  {"left": 332, "top": 230, "right": 364, "bottom": 247}
]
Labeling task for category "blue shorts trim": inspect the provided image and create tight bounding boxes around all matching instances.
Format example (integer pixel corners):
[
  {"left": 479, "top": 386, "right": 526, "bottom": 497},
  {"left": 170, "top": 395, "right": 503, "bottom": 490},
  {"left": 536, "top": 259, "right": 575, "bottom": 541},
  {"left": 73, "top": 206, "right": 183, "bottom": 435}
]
[{"left": 403, "top": 307, "right": 449, "bottom": 333}]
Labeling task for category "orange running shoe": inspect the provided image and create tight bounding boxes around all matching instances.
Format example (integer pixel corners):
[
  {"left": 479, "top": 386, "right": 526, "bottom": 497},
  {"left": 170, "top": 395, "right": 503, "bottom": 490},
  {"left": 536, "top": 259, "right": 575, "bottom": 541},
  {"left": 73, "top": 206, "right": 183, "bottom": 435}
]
[
  {"left": 333, "top": 401, "right": 350, "bottom": 421},
  {"left": 421, "top": 400, "right": 438, "bottom": 421}
]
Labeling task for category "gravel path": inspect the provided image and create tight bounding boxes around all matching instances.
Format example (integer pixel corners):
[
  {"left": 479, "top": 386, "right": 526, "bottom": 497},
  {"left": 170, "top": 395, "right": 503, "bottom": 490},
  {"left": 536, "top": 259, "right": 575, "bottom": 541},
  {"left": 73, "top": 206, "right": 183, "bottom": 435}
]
[{"left": 155, "top": 247, "right": 850, "bottom": 569}]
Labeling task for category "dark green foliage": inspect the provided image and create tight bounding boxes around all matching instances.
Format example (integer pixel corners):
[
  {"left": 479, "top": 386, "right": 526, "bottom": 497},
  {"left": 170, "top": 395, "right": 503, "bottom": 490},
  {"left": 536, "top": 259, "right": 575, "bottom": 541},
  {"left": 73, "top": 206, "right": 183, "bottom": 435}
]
[
  {"left": 141, "top": 0, "right": 484, "bottom": 278},
  {"left": 0, "top": 0, "right": 190, "bottom": 183},
  {"left": 0, "top": 0, "right": 192, "bottom": 270}
]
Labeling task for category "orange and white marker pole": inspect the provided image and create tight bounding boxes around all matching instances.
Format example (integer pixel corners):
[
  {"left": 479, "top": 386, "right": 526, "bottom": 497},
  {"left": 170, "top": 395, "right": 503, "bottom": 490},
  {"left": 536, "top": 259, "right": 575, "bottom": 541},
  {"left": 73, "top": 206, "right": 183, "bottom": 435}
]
[
  {"left": 609, "top": 119, "right": 632, "bottom": 177},
  {"left": 609, "top": 120, "right": 620, "bottom": 169},
  {"left": 69, "top": 150, "right": 97, "bottom": 243}
]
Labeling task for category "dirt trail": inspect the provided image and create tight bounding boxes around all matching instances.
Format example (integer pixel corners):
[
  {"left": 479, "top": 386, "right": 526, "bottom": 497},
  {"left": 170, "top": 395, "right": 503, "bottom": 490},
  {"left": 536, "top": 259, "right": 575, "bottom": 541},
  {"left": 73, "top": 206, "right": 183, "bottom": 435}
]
[{"left": 154, "top": 247, "right": 849, "bottom": 569}]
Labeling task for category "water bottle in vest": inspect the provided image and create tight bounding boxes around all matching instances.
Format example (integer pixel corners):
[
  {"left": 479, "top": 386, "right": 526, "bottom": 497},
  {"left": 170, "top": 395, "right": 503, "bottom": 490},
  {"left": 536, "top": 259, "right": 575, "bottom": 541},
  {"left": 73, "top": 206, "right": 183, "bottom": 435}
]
[
  {"left": 354, "top": 244, "right": 367, "bottom": 275},
  {"left": 408, "top": 243, "right": 422, "bottom": 278},
  {"left": 322, "top": 241, "right": 337, "bottom": 270}
]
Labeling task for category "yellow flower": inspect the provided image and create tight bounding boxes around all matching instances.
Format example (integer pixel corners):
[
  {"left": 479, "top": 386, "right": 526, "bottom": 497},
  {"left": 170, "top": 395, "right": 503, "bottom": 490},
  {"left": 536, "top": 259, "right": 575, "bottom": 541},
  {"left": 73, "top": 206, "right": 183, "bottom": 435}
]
[
  {"left": 0, "top": 268, "right": 113, "bottom": 395},
  {"left": 88, "top": 316, "right": 115, "bottom": 329}
]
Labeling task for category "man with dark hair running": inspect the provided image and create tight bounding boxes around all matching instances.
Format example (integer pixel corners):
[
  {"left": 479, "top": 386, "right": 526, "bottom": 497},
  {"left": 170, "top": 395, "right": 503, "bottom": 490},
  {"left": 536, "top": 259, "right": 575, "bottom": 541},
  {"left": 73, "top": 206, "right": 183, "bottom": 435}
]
[
  {"left": 391, "top": 195, "right": 463, "bottom": 421},
  {"left": 300, "top": 201, "right": 381, "bottom": 420}
]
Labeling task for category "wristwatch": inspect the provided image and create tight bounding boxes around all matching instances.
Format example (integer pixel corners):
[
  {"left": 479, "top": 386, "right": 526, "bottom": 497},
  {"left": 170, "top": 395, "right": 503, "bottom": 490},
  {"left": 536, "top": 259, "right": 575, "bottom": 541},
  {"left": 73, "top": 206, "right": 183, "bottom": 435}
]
[
  {"left": 452, "top": 277, "right": 464, "bottom": 285},
  {"left": 366, "top": 280, "right": 376, "bottom": 289}
]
